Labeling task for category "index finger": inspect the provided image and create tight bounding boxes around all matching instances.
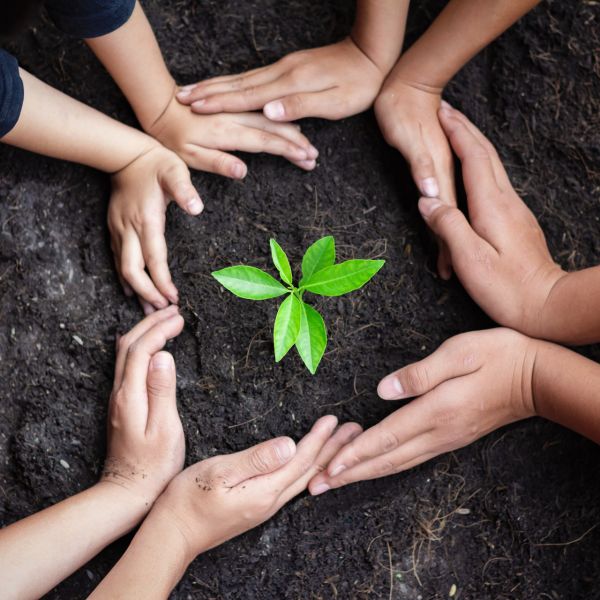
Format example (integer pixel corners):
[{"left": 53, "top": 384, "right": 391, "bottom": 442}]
[{"left": 141, "top": 220, "right": 178, "bottom": 305}]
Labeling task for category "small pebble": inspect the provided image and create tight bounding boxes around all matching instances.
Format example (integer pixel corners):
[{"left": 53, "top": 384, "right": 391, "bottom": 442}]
[
  {"left": 72, "top": 335, "right": 83, "bottom": 346},
  {"left": 59, "top": 459, "right": 70, "bottom": 470},
  {"left": 86, "top": 570, "right": 94, "bottom": 581},
  {"left": 449, "top": 583, "right": 457, "bottom": 597}
]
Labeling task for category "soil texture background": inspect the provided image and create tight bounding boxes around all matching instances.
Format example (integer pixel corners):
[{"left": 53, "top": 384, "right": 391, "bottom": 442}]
[{"left": 1, "top": 0, "right": 599, "bottom": 598}]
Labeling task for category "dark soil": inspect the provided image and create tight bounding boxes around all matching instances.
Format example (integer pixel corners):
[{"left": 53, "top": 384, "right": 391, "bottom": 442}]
[{"left": 1, "top": 1, "right": 599, "bottom": 598}]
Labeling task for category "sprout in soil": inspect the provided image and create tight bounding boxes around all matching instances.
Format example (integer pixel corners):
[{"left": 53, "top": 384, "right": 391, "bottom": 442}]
[{"left": 211, "top": 236, "right": 384, "bottom": 374}]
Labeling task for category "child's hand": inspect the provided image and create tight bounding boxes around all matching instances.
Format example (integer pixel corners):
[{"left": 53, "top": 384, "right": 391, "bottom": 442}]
[
  {"left": 153, "top": 416, "right": 361, "bottom": 557},
  {"left": 176, "top": 38, "right": 386, "bottom": 122},
  {"left": 109, "top": 145, "right": 203, "bottom": 314},
  {"left": 309, "top": 328, "right": 538, "bottom": 494},
  {"left": 416, "top": 104, "right": 567, "bottom": 338},
  {"left": 102, "top": 306, "right": 186, "bottom": 506},
  {"left": 374, "top": 80, "right": 454, "bottom": 278},
  {"left": 148, "top": 95, "right": 319, "bottom": 177}
]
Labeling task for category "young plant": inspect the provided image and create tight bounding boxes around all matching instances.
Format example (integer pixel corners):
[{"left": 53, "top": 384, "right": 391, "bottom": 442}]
[{"left": 212, "top": 237, "right": 384, "bottom": 374}]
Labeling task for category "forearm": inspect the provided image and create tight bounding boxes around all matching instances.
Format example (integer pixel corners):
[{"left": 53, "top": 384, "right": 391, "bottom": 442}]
[
  {"left": 0, "top": 482, "right": 150, "bottom": 600},
  {"left": 351, "top": 0, "right": 410, "bottom": 74},
  {"left": 2, "top": 69, "right": 157, "bottom": 172},
  {"left": 533, "top": 342, "right": 600, "bottom": 443},
  {"left": 387, "top": 0, "right": 540, "bottom": 91},
  {"left": 86, "top": 1, "right": 175, "bottom": 132},
  {"left": 539, "top": 267, "right": 600, "bottom": 345},
  {"left": 88, "top": 506, "right": 191, "bottom": 600}
]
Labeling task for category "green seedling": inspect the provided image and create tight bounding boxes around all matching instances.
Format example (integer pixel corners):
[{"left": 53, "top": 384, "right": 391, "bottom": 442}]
[{"left": 212, "top": 236, "right": 384, "bottom": 374}]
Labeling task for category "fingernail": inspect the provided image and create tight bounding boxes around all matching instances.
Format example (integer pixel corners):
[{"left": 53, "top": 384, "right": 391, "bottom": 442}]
[
  {"left": 168, "top": 292, "right": 179, "bottom": 304},
  {"left": 191, "top": 99, "right": 205, "bottom": 109},
  {"left": 330, "top": 464, "right": 346, "bottom": 477},
  {"left": 297, "top": 159, "right": 316, "bottom": 170},
  {"left": 152, "top": 352, "right": 172, "bottom": 370},
  {"left": 187, "top": 197, "right": 204, "bottom": 215},
  {"left": 275, "top": 437, "right": 295, "bottom": 462},
  {"left": 264, "top": 100, "right": 285, "bottom": 120},
  {"left": 440, "top": 99, "right": 453, "bottom": 110},
  {"left": 177, "top": 89, "right": 191, "bottom": 99},
  {"left": 378, "top": 375, "right": 404, "bottom": 400},
  {"left": 419, "top": 196, "right": 442, "bottom": 218},
  {"left": 307, "top": 145, "right": 319, "bottom": 159},
  {"left": 421, "top": 177, "right": 439, "bottom": 198},
  {"left": 232, "top": 163, "right": 246, "bottom": 179},
  {"left": 180, "top": 84, "right": 196, "bottom": 91},
  {"left": 312, "top": 483, "right": 330, "bottom": 496}
]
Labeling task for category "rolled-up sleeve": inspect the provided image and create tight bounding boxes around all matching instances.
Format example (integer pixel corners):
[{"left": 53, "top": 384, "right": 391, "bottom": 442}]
[
  {"left": 0, "top": 50, "right": 24, "bottom": 137},
  {"left": 45, "top": 0, "right": 136, "bottom": 38}
]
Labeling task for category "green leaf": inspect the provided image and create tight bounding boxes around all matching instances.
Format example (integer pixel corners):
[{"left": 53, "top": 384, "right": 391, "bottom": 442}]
[
  {"left": 273, "top": 293, "right": 302, "bottom": 361},
  {"left": 212, "top": 266, "right": 288, "bottom": 300},
  {"left": 299, "top": 236, "right": 335, "bottom": 285},
  {"left": 300, "top": 259, "right": 385, "bottom": 297},
  {"left": 295, "top": 302, "right": 327, "bottom": 374},
  {"left": 270, "top": 239, "right": 293, "bottom": 286}
]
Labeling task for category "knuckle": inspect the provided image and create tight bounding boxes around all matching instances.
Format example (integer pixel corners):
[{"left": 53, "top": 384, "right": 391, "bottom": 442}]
[
  {"left": 434, "top": 208, "right": 463, "bottom": 231},
  {"left": 212, "top": 154, "right": 232, "bottom": 175},
  {"left": 248, "top": 448, "right": 274, "bottom": 474},
  {"left": 404, "top": 363, "right": 430, "bottom": 394},
  {"left": 379, "top": 429, "right": 401, "bottom": 453},
  {"left": 377, "top": 459, "right": 397, "bottom": 476}
]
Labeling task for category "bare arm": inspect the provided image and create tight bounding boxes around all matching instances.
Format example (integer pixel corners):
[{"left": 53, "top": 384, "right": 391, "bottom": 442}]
[
  {"left": 0, "top": 484, "right": 148, "bottom": 600},
  {"left": 2, "top": 69, "right": 156, "bottom": 172},
  {"left": 390, "top": 0, "right": 541, "bottom": 92},
  {"left": 86, "top": 1, "right": 318, "bottom": 177},
  {"left": 0, "top": 309, "right": 186, "bottom": 600}
]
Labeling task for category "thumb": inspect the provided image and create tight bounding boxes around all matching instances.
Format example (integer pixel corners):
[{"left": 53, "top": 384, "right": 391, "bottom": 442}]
[
  {"left": 263, "top": 93, "right": 322, "bottom": 121},
  {"left": 160, "top": 161, "right": 204, "bottom": 216},
  {"left": 377, "top": 335, "right": 481, "bottom": 400},
  {"left": 418, "top": 197, "right": 484, "bottom": 261},
  {"left": 228, "top": 437, "right": 297, "bottom": 486},
  {"left": 146, "top": 351, "right": 178, "bottom": 430}
]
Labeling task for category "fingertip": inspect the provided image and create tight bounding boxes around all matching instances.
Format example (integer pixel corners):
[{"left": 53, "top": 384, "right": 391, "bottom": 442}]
[
  {"left": 377, "top": 374, "right": 405, "bottom": 400},
  {"left": 310, "top": 480, "right": 331, "bottom": 496},
  {"left": 263, "top": 100, "right": 285, "bottom": 121},
  {"left": 420, "top": 177, "right": 440, "bottom": 198},
  {"left": 296, "top": 159, "right": 317, "bottom": 171},
  {"left": 231, "top": 162, "right": 247, "bottom": 179},
  {"left": 140, "top": 299, "right": 156, "bottom": 315},
  {"left": 186, "top": 195, "right": 204, "bottom": 216},
  {"left": 274, "top": 436, "right": 297, "bottom": 464},
  {"left": 150, "top": 350, "right": 174, "bottom": 371}
]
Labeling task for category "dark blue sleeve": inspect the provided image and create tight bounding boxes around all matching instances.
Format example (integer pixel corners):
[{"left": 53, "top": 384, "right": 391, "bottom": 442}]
[
  {"left": 0, "top": 49, "right": 24, "bottom": 137},
  {"left": 45, "top": 0, "right": 136, "bottom": 38}
]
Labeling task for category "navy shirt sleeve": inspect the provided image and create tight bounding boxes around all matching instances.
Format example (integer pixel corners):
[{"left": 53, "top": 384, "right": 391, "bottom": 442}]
[
  {"left": 0, "top": 49, "right": 24, "bottom": 137},
  {"left": 45, "top": 0, "right": 136, "bottom": 38}
]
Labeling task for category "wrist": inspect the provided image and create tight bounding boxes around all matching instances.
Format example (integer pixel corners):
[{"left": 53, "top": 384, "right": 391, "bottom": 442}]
[
  {"left": 348, "top": 32, "right": 396, "bottom": 78},
  {"left": 138, "top": 80, "right": 178, "bottom": 134},
  {"left": 94, "top": 479, "right": 155, "bottom": 518},
  {"left": 381, "top": 61, "right": 444, "bottom": 98},
  {"left": 530, "top": 340, "right": 566, "bottom": 420}
]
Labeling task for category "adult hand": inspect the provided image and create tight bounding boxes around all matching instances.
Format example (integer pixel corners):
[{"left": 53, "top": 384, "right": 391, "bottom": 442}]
[
  {"left": 417, "top": 103, "right": 567, "bottom": 336},
  {"left": 176, "top": 37, "right": 386, "bottom": 122},
  {"left": 102, "top": 306, "right": 186, "bottom": 505},
  {"left": 309, "top": 329, "right": 538, "bottom": 493},
  {"left": 374, "top": 79, "right": 454, "bottom": 278}
]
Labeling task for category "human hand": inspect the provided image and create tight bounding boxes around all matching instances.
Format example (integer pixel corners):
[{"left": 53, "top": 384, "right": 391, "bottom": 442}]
[
  {"left": 176, "top": 37, "right": 386, "bottom": 122},
  {"left": 374, "top": 79, "right": 454, "bottom": 278},
  {"left": 309, "top": 328, "right": 538, "bottom": 493},
  {"left": 101, "top": 306, "right": 186, "bottom": 506},
  {"left": 148, "top": 95, "right": 319, "bottom": 177},
  {"left": 153, "top": 416, "right": 362, "bottom": 557},
  {"left": 416, "top": 103, "right": 567, "bottom": 337},
  {"left": 109, "top": 145, "right": 203, "bottom": 314}
]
